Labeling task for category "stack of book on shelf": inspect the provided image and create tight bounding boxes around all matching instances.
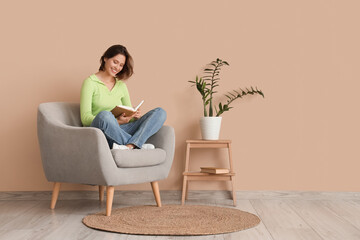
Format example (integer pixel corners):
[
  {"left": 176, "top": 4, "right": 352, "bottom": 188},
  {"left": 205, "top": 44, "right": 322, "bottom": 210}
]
[{"left": 200, "top": 167, "right": 230, "bottom": 174}]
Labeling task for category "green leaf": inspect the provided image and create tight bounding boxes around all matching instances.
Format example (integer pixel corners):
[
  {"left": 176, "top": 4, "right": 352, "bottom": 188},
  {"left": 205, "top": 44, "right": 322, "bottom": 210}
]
[
  {"left": 258, "top": 90, "right": 264, "bottom": 97},
  {"left": 234, "top": 90, "right": 241, "bottom": 97}
]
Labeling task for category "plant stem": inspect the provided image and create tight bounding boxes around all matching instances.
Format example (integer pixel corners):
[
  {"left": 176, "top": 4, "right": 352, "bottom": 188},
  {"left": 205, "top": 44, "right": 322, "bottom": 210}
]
[
  {"left": 203, "top": 99, "right": 208, "bottom": 116},
  {"left": 209, "top": 63, "right": 220, "bottom": 117}
]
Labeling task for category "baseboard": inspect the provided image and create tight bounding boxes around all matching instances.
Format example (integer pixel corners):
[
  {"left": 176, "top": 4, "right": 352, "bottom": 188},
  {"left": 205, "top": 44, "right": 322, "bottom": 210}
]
[{"left": 0, "top": 190, "right": 359, "bottom": 201}]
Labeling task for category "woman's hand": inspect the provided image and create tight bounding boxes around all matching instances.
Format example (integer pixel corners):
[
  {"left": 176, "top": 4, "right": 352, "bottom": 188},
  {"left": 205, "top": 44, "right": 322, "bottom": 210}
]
[
  {"left": 133, "top": 109, "right": 141, "bottom": 120},
  {"left": 117, "top": 113, "right": 135, "bottom": 125}
]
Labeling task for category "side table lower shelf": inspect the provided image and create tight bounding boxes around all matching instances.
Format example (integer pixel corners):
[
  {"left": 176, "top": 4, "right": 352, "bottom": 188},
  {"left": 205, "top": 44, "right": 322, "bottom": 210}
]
[
  {"left": 183, "top": 171, "right": 235, "bottom": 180},
  {"left": 182, "top": 171, "right": 237, "bottom": 206}
]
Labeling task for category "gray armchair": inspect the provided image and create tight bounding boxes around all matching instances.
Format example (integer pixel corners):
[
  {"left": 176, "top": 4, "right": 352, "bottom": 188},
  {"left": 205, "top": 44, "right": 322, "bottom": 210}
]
[{"left": 37, "top": 102, "right": 175, "bottom": 216}]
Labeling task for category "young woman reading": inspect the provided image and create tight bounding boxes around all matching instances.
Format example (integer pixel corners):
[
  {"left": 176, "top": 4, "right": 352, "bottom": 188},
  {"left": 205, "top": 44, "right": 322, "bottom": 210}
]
[{"left": 80, "top": 44, "right": 166, "bottom": 150}]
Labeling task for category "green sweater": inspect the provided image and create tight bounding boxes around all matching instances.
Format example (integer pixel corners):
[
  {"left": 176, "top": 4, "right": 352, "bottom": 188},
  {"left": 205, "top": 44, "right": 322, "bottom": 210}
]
[{"left": 80, "top": 74, "right": 132, "bottom": 126}]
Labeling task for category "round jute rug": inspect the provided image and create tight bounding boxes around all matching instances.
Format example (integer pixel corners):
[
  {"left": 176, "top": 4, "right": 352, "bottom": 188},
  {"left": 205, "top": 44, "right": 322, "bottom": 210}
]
[{"left": 82, "top": 205, "right": 260, "bottom": 236}]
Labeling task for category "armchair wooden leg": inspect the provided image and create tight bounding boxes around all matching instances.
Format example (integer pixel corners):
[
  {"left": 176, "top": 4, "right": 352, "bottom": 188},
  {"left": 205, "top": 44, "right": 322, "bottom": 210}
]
[
  {"left": 151, "top": 181, "right": 162, "bottom": 207},
  {"left": 99, "top": 185, "right": 105, "bottom": 202},
  {"left": 106, "top": 186, "right": 114, "bottom": 216},
  {"left": 50, "top": 182, "right": 61, "bottom": 209}
]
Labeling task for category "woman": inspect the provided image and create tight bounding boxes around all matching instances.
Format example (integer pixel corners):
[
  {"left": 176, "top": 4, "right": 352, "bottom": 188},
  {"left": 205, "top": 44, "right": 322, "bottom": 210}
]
[{"left": 80, "top": 45, "right": 166, "bottom": 150}]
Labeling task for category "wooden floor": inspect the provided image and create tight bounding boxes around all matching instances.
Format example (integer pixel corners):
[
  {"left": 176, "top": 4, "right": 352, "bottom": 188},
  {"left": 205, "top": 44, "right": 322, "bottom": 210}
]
[{"left": 0, "top": 190, "right": 360, "bottom": 240}]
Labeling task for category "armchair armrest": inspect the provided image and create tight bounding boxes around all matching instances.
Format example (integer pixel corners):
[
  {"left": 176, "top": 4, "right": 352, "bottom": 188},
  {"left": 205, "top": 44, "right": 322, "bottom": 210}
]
[
  {"left": 37, "top": 114, "right": 116, "bottom": 185},
  {"left": 147, "top": 125, "right": 175, "bottom": 175}
]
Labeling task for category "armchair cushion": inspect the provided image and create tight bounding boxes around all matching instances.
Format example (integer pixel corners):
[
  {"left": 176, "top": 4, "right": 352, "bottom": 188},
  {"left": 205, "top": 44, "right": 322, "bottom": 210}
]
[{"left": 111, "top": 148, "right": 166, "bottom": 168}]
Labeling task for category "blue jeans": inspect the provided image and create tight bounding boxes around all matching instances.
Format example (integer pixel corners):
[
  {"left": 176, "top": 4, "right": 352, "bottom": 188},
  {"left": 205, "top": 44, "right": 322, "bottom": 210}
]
[{"left": 90, "top": 107, "right": 167, "bottom": 149}]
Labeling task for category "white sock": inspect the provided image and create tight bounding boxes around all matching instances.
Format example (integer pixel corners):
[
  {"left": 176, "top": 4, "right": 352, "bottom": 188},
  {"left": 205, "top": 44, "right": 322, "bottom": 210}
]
[
  {"left": 113, "top": 143, "right": 130, "bottom": 150},
  {"left": 141, "top": 143, "right": 155, "bottom": 150}
]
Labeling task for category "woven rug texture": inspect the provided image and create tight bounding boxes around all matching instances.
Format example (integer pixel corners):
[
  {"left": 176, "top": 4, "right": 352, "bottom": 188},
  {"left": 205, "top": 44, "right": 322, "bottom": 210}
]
[{"left": 83, "top": 205, "right": 260, "bottom": 236}]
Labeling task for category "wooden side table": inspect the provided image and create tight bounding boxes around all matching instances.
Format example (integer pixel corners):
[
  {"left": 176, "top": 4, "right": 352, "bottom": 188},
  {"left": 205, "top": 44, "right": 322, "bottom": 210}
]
[{"left": 181, "top": 140, "right": 237, "bottom": 206}]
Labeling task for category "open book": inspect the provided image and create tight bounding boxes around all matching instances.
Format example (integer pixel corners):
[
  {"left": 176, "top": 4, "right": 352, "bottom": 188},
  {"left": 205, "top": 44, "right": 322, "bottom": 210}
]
[
  {"left": 200, "top": 167, "right": 230, "bottom": 174},
  {"left": 111, "top": 100, "right": 144, "bottom": 117}
]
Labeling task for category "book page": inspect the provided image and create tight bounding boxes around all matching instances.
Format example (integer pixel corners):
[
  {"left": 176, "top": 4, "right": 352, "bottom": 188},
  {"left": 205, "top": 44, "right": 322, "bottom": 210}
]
[{"left": 134, "top": 100, "right": 144, "bottom": 111}]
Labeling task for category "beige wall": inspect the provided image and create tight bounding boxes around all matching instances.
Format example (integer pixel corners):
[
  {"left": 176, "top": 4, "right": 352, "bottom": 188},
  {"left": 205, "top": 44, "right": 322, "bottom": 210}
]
[{"left": 1, "top": 0, "right": 359, "bottom": 192}]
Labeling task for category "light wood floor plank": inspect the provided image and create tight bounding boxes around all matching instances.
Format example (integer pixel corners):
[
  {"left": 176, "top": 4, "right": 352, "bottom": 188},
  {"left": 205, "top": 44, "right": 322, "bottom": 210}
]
[
  {"left": 1, "top": 191, "right": 360, "bottom": 239},
  {"left": 250, "top": 199, "right": 323, "bottom": 240},
  {"left": 0, "top": 229, "right": 33, "bottom": 240},
  {"left": 220, "top": 199, "right": 274, "bottom": 240},
  {"left": 319, "top": 199, "right": 360, "bottom": 231},
  {"left": 289, "top": 199, "right": 360, "bottom": 240},
  {"left": 0, "top": 201, "right": 41, "bottom": 232},
  {"left": 32, "top": 200, "right": 107, "bottom": 240},
  {"left": 0, "top": 200, "right": 97, "bottom": 240}
]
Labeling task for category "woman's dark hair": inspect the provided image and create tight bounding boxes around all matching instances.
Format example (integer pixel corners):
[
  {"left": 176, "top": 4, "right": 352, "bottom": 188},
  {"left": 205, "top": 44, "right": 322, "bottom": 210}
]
[{"left": 99, "top": 45, "right": 134, "bottom": 80}]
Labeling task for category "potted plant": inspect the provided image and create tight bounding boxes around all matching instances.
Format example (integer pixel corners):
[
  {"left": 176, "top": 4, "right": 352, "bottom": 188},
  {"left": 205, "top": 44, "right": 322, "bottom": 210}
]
[{"left": 189, "top": 58, "right": 264, "bottom": 140}]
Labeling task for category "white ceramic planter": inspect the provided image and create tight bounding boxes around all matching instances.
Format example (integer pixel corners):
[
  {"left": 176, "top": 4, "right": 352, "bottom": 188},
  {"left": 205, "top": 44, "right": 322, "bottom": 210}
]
[{"left": 200, "top": 117, "right": 222, "bottom": 140}]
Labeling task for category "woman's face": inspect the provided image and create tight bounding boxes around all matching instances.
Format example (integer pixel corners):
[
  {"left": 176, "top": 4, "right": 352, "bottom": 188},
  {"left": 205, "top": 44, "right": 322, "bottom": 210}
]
[{"left": 104, "top": 54, "right": 126, "bottom": 77}]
